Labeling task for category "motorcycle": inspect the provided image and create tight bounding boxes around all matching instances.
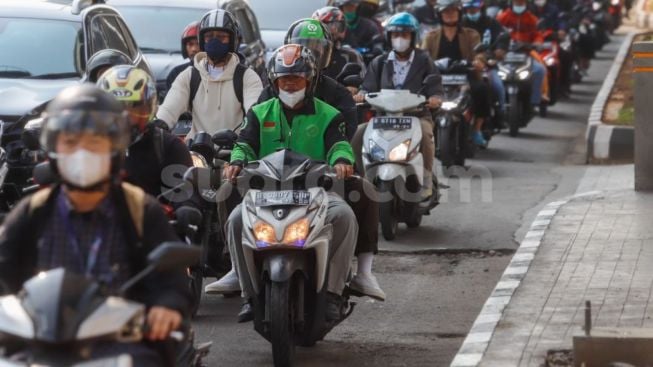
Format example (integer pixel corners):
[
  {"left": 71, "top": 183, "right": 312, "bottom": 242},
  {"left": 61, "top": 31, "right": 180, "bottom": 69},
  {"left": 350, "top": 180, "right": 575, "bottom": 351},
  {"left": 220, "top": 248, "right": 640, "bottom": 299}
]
[
  {"left": 433, "top": 58, "right": 476, "bottom": 167},
  {"left": 497, "top": 42, "right": 536, "bottom": 137},
  {"left": 234, "top": 148, "right": 356, "bottom": 367},
  {"left": 361, "top": 88, "right": 440, "bottom": 240},
  {"left": 0, "top": 242, "right": 211, "bottom": 367}
]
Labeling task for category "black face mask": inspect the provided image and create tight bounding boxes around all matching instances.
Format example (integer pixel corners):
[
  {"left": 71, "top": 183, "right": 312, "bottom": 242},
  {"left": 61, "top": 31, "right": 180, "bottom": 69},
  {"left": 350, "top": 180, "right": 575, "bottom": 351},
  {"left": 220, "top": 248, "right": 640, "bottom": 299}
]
[{"left": 205, "top": 38, "right": 230, "bottom": 62}]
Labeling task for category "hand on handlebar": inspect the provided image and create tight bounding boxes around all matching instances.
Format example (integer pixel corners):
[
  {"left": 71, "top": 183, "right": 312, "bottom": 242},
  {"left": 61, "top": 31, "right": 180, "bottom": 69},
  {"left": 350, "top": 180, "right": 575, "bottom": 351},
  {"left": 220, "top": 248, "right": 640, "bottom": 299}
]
[
  {"left": 146, "top": 306, "right": 182, "bottom": 341},
  {"left": 427, "top": 96, "right": 442, "bottom": 109},
  {"left": 334, "top": 163, "right": 354, "bottom": 180},
  {"left": 223, "top": 163, "right": 242, "bottom": 183}
]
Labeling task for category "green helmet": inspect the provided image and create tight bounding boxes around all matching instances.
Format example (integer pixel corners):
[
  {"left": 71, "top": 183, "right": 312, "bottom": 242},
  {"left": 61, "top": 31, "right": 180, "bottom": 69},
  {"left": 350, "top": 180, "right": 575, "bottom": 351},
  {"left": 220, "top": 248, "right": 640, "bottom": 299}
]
[{"left": 284, "top": 18, "right": 334, "bottom": 71}]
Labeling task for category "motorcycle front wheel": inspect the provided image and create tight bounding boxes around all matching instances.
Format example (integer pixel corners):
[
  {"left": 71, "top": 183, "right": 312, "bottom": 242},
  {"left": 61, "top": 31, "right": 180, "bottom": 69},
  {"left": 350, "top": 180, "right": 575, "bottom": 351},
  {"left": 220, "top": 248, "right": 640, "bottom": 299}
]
[
  {"left": 378, "top": 180, "right": 398, "bottom": 240},
  {"left": 270, "top": 280, "right": 295, "bottom": 367}
]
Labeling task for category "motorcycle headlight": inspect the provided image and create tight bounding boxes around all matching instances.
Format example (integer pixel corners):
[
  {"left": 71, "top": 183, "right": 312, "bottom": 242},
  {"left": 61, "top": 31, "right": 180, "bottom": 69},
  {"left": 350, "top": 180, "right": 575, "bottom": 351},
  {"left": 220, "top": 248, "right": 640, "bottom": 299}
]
[
  {"left": 253, "top": 221, "right": 276, "bottom": 247},
  {"left": 190, "top": 152, "right": 208, "bottom": 168},
  {"left": 388, "top": 139, "right": 411, "bottom": 161},
  {"left": 282, "top": 218, "right": 310, "bottom": 247},
  {"left": 441, "top": 101, "right": 459, "bottom": 111},
  {"left": 369, "top": 140, "right": 385, "bottom": 162},
  {"left": 518, "top": 70, "right": 530, "bottom": 80}
]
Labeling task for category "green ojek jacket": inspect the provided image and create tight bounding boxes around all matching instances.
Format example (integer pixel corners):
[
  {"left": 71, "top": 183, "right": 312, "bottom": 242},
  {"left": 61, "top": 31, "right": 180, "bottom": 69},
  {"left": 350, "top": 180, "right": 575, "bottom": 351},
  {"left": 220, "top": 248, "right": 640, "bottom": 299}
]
[{"left": 230, "top": 97, "right": 355, "bottom": 166}]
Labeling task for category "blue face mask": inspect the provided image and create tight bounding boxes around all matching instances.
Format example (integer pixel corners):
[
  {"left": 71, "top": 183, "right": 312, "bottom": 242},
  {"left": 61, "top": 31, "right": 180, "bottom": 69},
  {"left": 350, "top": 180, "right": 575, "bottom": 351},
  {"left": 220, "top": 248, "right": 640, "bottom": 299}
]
[
  {"left": 204, "top": 38, "right": 230, "bottom": 61},
  {"left": 465, "top": 12, "right": 481, "bottom": 22},
  {"left": 512, "top": 4, "right": 527, "bottom": 14}
]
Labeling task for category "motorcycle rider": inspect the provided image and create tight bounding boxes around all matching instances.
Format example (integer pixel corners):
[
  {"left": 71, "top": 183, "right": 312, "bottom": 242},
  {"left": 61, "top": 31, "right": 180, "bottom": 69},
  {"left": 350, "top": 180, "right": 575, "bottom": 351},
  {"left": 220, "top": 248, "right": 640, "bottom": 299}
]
[
  {"left": 86, "top": 49, "right": 132, "bottom": 83},
  {"left": 0, "top": 85, "right": 191, "bottom": 366},
  {"left": 414, "top": 0, "right": 440, "bottom": 27},
  {"left": 312, "top": 6, "right": 367, "bottom": 84},
  {"left": 353, "top": 12, "right": 443, "bottom": 200},
  {"left": 96, "top": 65, "right": 196, "bottom": 207},
  {"left": 156, "top": 9, "right": 263, "bottom": 139},
  {"left": 497, "top": 0, "right": 549, "bottom": 112},
  {"left": 224, "top": 45, "right": 359, "bottom": 322},
  {"left": 461, "top": 0, "right": 509, "bottom": 123},
  {"left": 422, "top": 0, "right": 491, "bottom": 147},
  {"left": 166, "top": 21, "right": 201, "bottom": 91},
  {"left": 334, "top": 0, "right": 383, "bottom": 50}
]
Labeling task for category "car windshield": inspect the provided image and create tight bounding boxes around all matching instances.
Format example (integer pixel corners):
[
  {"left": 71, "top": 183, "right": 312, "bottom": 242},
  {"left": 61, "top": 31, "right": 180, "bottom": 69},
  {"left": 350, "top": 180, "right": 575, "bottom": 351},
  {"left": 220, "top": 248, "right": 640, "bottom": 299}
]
[
  {"left": 248, "top": 0, "right": 323, "bottom": 30},
  {"left": 116, "top": 6, "right": 209, "bottom": 53},
  {"left": 0, "top": 17, "right": 82, "bottom": 79}
]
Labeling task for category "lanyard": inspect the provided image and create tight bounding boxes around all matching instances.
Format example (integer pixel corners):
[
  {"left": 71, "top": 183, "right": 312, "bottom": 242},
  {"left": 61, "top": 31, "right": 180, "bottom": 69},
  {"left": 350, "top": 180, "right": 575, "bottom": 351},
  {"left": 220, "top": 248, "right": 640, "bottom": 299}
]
[{"left": 57, "top": 199, "right": 105, "bottom": 277}]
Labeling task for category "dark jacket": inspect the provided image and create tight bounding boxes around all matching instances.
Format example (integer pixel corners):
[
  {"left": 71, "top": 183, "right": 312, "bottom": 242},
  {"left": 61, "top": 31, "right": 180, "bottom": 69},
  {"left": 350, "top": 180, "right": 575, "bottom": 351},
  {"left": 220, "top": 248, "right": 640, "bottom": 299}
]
[
  {"left": 343, "top": 16, "right": 382, "bottom": 50},
  {"left": 361, "top": 48, "right": 443, "bottom": 98},
  {"left": 258, "top": 75, "right": 358, "bottom": 140},
  {"left": 166, "top": 61, "right": 192, "bottom": 91},
  {"left": 0, "top": 184, "right": 192, "bottom": 317},
  {"left": 125, "top": 125, "right": 194, "bottom": 207}
]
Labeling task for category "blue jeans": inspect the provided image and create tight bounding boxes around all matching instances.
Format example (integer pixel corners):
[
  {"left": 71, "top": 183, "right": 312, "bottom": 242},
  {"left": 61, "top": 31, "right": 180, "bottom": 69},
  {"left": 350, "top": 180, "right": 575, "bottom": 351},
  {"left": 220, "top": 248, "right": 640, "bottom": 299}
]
[
  {"left": 530, "top": 59, "right": 546, "bottom": 105},
  {"left": 488, "top": 69, "right": 506, "bottom": 112}
]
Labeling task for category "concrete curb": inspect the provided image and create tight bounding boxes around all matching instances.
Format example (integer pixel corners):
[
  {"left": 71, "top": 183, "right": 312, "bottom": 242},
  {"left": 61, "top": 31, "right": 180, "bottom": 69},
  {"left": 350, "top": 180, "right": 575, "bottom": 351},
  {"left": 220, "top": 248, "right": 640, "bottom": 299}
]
[
  {"left": 449, "top": 191, "right": 602, "bottom": 367},
  {"left": 585, "top": 32, "right": 636, "bottom": 164}
]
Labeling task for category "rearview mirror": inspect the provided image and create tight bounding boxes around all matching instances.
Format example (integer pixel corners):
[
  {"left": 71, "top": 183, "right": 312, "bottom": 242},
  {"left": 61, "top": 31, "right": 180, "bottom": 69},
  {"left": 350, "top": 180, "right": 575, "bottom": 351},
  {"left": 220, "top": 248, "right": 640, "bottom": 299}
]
[
  {"left": 147, "top": 242, "right": 200, "bottom": 271},
  {"left": 336, "top": 63, "right": 363, "bottom": 82},
  {"left": 343, "top": 75, "right": 363, "bottom": 88},
  {"left": 212, "top": 129, "right": 238, "bottom": 149}
]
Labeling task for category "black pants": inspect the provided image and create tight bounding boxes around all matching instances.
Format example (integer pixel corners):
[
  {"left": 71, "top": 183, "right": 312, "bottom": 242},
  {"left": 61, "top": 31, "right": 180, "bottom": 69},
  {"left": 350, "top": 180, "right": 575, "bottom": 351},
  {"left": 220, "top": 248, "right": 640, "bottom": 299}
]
[
  {"left": 470, "top": 78, "right": 491, "bottom": 119},
  {"left": 216, "top": 176, "right": 379, "bottom": 255}
]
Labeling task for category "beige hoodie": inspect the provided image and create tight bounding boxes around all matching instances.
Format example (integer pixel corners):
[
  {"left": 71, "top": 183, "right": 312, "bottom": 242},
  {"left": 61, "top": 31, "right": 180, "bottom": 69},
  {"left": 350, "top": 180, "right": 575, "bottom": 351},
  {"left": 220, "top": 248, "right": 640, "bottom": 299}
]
[{"left": 156, "top": 52, "right": 263, "bottom": 139}]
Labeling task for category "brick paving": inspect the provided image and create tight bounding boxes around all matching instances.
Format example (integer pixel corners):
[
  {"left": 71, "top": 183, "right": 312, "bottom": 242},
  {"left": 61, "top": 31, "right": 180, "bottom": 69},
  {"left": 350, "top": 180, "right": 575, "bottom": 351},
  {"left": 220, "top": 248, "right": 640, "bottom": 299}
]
[{"left": 477, "top": 166, "right": 653, "bottom": 366}]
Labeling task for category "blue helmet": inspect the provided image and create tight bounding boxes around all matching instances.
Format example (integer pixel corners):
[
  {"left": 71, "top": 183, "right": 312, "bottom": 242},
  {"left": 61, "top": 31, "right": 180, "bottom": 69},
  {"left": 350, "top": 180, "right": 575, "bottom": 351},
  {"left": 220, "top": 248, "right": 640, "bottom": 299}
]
[{"left": 385, "top": 12, "right": 420, "bottom": 46}]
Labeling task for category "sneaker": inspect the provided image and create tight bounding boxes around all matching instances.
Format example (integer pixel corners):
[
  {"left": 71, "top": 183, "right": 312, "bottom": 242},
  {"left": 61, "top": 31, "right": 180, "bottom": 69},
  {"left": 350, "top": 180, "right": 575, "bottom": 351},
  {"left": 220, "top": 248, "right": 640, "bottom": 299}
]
[
  {"left": 326, "top": 292, "right": 344, "bottom": 321},
  {"left": 472, "top": 131, "right": 487, "bottom": 147},
  {"left": 238, "top": 300, "right": 254, "bottom": 323},
  {"left": 204, "top": 269, "right": 241, "bottom": 294},
  {"left": 350, "top": 272, "right": 386, "bottom": 301}
]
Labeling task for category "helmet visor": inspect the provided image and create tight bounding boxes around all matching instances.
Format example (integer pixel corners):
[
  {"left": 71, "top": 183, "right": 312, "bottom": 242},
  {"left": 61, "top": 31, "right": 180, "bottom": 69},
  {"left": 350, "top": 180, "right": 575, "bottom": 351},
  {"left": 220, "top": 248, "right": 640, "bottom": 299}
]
[
  {"left": 41, "top": 110, "right": 130, "bottom": 153},
  {"left": 288, "top": 37, "right": 332, "bottom": 70}
]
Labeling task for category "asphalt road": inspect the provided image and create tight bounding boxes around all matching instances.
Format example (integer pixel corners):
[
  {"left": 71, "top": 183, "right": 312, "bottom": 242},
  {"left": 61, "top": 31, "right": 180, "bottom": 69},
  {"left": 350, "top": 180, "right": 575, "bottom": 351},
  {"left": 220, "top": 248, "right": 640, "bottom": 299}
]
[{"left": 192, "top": 35, "right": 623, "bottom": 367}]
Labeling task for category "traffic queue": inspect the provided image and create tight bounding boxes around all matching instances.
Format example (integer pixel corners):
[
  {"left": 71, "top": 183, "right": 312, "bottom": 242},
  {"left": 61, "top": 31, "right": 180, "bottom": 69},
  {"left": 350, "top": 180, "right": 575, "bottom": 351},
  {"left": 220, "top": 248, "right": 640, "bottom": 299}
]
[{"left": 0, "top": 0, "right": 622, "bottom": 365}]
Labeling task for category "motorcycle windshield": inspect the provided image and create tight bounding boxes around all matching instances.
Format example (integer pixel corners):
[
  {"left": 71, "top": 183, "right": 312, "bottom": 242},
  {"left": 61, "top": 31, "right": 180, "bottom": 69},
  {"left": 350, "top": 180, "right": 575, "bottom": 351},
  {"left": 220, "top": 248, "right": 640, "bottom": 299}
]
[{"left": 20, "top": 268, "right": 104, "bottom": 343}]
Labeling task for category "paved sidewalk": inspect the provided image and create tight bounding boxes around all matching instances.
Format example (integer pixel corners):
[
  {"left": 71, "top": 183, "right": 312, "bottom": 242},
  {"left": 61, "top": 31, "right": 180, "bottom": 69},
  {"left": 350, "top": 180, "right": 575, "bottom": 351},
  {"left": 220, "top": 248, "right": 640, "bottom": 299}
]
[{"left": 451, "top": 165, "right": 653, "bottom": 366}]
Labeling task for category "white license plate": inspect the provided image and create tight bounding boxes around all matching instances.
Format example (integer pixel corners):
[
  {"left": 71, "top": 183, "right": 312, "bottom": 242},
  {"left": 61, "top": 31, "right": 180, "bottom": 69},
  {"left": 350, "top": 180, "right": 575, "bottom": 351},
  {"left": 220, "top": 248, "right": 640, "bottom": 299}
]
[{"left": 255, "top": 190, "right": 311, "bottom": 207}]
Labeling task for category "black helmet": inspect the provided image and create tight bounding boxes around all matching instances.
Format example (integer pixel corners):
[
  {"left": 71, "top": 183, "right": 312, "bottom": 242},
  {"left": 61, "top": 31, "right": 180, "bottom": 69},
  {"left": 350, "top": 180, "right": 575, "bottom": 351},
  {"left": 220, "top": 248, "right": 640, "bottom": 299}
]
[
  {"left": 268, "top": 44, "right": 318, "bottom": 98},
  {"left": 284, "top": 18, "right": 334, "bottom": 71},
  {"left": 86, "top": 49, "right": 131, "bottom": 82},
  {"left": 198, "top": 9, "right": 240, "bottom": 54},
  {"left": 40, "top": 84, "right": 130, "bottom": 155}
]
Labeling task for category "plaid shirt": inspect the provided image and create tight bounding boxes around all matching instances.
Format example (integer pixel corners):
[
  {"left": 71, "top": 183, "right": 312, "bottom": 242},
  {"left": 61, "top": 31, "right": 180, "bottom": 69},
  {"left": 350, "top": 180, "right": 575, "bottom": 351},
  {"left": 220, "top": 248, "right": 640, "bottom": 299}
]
[{"left": 37, "top": 191, "right": 130, "bottom": 288}]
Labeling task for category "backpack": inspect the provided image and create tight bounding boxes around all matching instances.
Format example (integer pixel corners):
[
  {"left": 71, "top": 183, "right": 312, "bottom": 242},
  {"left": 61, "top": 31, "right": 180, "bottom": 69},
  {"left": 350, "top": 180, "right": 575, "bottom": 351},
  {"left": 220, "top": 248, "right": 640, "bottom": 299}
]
[
  {"left": 29, "top": 182, "right": 146, "bottom": 238},
  {"left": 188, "top": 62, "right": 247, "bottom": 115}
]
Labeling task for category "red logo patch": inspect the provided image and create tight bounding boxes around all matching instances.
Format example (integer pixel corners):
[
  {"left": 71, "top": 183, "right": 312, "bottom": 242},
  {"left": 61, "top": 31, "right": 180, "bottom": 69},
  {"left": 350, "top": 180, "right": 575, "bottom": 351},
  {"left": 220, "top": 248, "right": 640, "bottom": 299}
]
[{"left": 263, "top": 121, "right": 276, "bottom": 128}]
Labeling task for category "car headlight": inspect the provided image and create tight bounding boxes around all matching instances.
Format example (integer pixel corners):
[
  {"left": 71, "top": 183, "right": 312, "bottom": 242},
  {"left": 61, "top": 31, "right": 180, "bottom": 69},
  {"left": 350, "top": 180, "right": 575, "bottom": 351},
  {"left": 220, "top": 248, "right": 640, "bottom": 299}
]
[
  {"left": 190, "top": 152, "right": 208, "bottom": 168},
  {"left": 369, "top": 140, "right": 385, "bottom": 162},
  {"left": 518, "top": 70, "right": 530, "bottom": 80},
  {"left": 282, "top": 218, "right": 310, "bottom": 246},
  {"left": 389, "top": 139, "right": 411, "bottom": 161},
  {"left": 254, "top": 221, "right": 276, "bottom": 247}
]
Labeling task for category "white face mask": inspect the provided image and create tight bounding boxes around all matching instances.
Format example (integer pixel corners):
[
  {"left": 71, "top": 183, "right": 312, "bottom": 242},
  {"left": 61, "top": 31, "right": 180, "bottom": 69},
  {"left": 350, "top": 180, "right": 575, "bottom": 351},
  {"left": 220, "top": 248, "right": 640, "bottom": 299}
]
[
  {"left": 56, "top": 149, "right": 111, "bottom": 188},
  {"left": 278, "top": 88, "right": 306, "bottom": 108},
  {"left": 392, "top": 37, "right": 411, "bottom": 53}
]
